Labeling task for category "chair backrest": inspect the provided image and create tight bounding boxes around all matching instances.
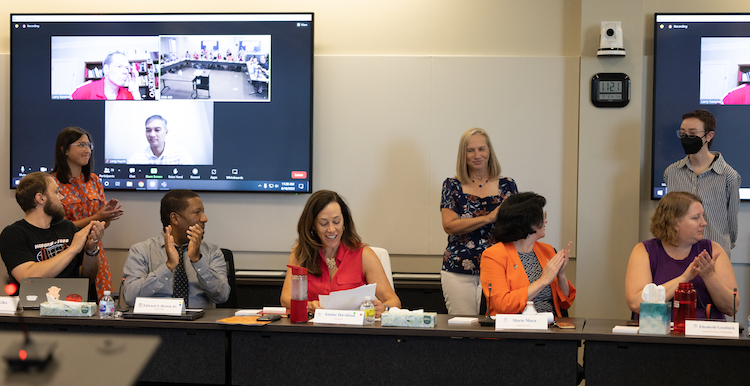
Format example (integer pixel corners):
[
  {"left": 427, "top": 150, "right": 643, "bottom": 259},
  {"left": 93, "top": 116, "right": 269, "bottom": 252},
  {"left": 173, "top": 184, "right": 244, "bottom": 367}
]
[
  {"left": 217, "top": 248, "right": 239, "bottom": 308},
  {"left": 370, "top": 247, "right": 394, "bottom": 290}
]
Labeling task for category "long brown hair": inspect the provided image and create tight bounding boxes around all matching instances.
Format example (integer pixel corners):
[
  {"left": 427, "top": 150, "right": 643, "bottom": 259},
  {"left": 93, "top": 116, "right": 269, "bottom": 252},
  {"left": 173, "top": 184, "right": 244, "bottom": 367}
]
[
  {"left": 53, "top": 126, "right": 93, "bottom": 184},
  {"left": 294, "top": 190, "right": 363, "bottom": 276}
]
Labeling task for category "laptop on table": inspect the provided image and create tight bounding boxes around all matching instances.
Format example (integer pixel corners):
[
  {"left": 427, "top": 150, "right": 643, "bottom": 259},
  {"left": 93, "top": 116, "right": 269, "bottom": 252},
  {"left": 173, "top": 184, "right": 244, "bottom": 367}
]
[{"left": 18, "top": 277, "right": 90, "bottom": 309}]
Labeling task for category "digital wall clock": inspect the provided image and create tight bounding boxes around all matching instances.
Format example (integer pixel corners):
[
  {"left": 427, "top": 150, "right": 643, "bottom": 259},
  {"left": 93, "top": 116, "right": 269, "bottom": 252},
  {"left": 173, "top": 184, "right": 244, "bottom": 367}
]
[{"left": 591, "top": 73, "right": 630, "bottom": 107}]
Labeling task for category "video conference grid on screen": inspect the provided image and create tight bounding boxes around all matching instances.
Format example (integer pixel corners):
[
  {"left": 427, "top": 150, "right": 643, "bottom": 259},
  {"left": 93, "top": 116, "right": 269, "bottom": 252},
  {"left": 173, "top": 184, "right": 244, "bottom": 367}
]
[
  {"left": 10, "top": 14, "right": 313, "bottom": 193},
  {"left": 652, "top": 14, "right": 750, "bottom": 200}
]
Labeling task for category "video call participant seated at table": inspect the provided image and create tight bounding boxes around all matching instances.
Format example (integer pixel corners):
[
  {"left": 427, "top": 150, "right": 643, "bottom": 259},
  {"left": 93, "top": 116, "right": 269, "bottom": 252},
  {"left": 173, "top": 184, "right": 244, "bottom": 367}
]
[
  {"left": 123, "top": 190, "right": 230, "bottom": 309},
  {"left": 251, "top": 55, "right": 269, "bottom": 95},
  {"left": 480, "top": 192, "right": 575, "bottom": 316},
  {"left": 71, "top": 52, "right": 142, "bottom": 101},
  {"left": 280, "top": 190, "right": 400, "bottom": 317},
  {"left": 127, "top": 115, "right": 194, "bottom": 165},
  {"left": 0, "top": 172, "right": 105, "bottom": 292},
  {"left": 625, "top": 191, "right": 739, "bottom": 320}
]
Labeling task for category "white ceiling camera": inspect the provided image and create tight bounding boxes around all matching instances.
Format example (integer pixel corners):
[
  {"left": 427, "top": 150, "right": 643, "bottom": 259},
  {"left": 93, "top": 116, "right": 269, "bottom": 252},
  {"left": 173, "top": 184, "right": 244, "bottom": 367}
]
[{"left": 598, "top": 21, "right": 625, "bottom": 57}]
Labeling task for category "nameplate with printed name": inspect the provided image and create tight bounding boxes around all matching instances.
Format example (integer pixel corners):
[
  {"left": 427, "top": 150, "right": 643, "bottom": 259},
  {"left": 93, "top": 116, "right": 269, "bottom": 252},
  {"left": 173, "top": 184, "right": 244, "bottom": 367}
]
[
  {"left": 313, "top": 309, "right": 365, "bottom": 325},
  {"left": 0, "top": 296, "right": 19, "bottom": 314},
  {"left": 495, "top": 314, "right": 549, "bottom": 330},
  {"left": 685, "top": 320, "right": 739, "bottom": 338},
  {"left": 133, "top": 297, "right": 185, "bottom": 316}
]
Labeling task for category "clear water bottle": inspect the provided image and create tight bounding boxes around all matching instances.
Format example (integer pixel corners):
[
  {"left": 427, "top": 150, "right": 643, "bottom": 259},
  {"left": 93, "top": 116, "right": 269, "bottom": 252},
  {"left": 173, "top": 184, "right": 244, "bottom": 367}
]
[
  {"left": 99, "top": 290, "right": 115, "bottom": 319},
  {"left": 360, "top": 296, "right": 375, "bottom": 325},
  {"left": 522, "top": 301, "right": 537, "bottom": 315}
]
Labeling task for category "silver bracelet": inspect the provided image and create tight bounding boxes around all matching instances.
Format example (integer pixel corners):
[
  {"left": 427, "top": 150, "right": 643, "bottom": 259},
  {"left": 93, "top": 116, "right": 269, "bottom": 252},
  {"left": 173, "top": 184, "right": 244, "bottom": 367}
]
[{"left": 85, "top": 245, "right": 100, "bottom": 256}]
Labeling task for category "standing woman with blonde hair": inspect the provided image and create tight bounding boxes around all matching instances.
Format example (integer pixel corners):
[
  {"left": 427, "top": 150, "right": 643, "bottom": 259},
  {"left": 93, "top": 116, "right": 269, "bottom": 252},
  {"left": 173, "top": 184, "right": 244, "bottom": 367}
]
[{"left": 440, "top": 128, "right": 517, "bottom": 315}]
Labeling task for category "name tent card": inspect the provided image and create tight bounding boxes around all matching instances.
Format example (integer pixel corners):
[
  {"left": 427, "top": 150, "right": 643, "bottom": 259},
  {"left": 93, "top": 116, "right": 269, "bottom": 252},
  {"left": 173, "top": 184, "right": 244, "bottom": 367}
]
[
  {"left": 685, "top": 320, "right": 740, "bottom": 338},
  {"left": 134, "top": 297, "right": 185, "bottom": 316},
  {"left": 313, "top": 309, "right": 365, "bottom": 325},
  {"left": 0, "top": 296, "right": 20, "bottom": 314},
  {"left": 495, "top": 314, "right": 548, "bottom": 330}
]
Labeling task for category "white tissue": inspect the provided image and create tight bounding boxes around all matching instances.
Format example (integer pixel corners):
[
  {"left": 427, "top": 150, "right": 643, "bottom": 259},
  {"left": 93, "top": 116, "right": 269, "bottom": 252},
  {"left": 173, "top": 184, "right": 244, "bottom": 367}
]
[{"left": 641, "top": 283, "right": 666, "bottom": 303}]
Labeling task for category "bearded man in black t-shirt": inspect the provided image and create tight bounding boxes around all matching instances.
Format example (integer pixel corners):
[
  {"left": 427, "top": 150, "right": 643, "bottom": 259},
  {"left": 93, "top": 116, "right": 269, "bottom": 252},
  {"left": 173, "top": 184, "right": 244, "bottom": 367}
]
[{"left": 0, "top": 172, "right": 105, "bottom": 291}]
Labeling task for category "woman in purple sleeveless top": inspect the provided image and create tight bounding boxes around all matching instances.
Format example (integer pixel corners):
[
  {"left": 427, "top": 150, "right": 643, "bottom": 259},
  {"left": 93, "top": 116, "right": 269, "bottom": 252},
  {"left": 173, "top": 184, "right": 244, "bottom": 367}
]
[{"left": 625, "top": 191, "right": 739, "bottom": 320}]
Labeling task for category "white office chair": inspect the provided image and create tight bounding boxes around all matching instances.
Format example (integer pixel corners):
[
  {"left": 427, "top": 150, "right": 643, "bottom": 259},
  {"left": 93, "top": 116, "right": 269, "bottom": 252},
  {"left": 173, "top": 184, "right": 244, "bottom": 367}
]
[{"left": 370, "top": 247, "right": 395, "bottom": 290}]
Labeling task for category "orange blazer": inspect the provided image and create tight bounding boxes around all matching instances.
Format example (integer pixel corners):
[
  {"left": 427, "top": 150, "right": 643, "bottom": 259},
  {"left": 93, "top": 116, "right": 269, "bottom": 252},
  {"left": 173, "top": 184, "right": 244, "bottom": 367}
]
[{"left": 480, "top": 241, "right": 576, "bottom": 317}]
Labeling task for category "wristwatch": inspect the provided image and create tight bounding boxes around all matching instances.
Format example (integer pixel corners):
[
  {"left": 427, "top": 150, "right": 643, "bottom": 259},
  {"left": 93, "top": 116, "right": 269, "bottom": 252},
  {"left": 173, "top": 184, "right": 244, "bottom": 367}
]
[
  {"left": 383, "top": 304, "right": 390, "bottom": 312},
  {"left": 85, "top": 245, "right": 100, "bottom": 256}
]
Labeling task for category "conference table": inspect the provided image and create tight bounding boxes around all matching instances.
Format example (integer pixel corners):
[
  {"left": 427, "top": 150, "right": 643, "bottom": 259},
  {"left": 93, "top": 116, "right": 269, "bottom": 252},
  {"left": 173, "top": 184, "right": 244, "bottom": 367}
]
[
  {"left": 582, "top": 318, "right": 750, "bottom": 386},
  {"left": 0, "top": 312, "right": 748, "bottom": 385},
  {"left": 0, "top": 310, "right": 582, "bottom": 385}
]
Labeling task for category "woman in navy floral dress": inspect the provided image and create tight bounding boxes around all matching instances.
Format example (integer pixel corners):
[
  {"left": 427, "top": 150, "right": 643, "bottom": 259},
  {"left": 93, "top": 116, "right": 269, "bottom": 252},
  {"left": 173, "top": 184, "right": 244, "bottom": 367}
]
[{"left": 440, "top": 128, "right": 517, "bottom": 315}]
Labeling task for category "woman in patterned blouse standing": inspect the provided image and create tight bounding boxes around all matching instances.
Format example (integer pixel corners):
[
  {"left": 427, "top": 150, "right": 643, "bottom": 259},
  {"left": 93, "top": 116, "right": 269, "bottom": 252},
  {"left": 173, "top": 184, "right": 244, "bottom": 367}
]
[
  {"left": 440, "top": 128, "right": 517, "bottom": 315},
  {"left": 52, "top": 127, "right": 124, "bottom": 300}
]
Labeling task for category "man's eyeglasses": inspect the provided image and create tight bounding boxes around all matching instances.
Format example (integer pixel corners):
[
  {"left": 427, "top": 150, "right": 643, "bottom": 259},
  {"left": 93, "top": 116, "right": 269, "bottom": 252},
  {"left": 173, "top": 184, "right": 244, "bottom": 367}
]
[
  {"left": 676, "top": 130, "right": 706, "bottom": 140},
  {"left": 70, "top": 142, "right": 94, "bottom": 150}
]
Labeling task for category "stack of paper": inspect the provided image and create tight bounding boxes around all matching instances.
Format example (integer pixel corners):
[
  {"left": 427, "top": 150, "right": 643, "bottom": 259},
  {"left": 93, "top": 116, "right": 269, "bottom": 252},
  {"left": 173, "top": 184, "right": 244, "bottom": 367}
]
[{"left": 448, "top": 317, "right": 479, "bottom": 325}]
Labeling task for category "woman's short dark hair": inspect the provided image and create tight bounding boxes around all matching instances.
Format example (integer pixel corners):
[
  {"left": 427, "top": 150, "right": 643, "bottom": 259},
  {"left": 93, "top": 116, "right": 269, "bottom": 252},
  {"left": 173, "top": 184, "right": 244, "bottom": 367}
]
[
  {"left": 53, "top": 126, "right": 93, "bottom": 184},
  {"left": 650, "top": 191, "right": 702, "bottom": 247},
  {"left": 492, "top": 192, "right": 546, "bottom": 243},
  {"left": 294, "top": 190, "right": 362, "bottom": 276}
]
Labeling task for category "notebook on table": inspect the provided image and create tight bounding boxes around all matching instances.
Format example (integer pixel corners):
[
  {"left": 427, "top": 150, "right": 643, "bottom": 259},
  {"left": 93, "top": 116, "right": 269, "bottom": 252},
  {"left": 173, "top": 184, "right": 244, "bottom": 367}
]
[{"left": 19, "top": 277, "right": 91, "bottom": 309}]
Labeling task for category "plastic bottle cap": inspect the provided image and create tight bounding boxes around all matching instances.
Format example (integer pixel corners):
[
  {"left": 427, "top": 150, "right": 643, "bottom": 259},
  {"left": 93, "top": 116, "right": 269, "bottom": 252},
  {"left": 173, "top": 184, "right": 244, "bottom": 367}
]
[
  {"left": 103, "top": 291, "right": 111, "bottom": 296},
  {"left": 286, "top": 264, "right": 308, "bottom": 275}
]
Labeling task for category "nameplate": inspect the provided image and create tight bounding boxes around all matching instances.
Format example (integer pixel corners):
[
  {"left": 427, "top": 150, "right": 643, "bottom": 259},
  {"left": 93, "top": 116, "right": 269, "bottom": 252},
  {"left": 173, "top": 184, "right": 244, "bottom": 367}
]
[
  {"left": 495, "top": 314, "right": 548, "bottom": 330},
  {"left": 133, "top": 297, "right": 185, "bottom": 316},
  {"left": 0, "top": 297, "right": 19, "bottom": 314},
  {"left": 313, "top": 309, "right": 365, "bottom": 325},
  {"left": 685, "top": 320, "right": 739, "bottom": 338}
]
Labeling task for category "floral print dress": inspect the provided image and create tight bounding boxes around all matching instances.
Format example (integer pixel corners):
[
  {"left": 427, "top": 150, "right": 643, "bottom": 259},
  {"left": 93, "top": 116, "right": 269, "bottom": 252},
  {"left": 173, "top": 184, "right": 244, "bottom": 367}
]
[
  {"left": 52, "top": 172, "right": 112, "bottom": 300},
  {"left": 440, "top": 177, "right": 517, "bottom": 275}
]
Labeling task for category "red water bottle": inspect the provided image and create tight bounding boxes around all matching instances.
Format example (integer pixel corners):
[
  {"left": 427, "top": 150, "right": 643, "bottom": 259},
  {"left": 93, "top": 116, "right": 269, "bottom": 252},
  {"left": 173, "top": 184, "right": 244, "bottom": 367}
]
[
  {"left": 287, "top": 264, "right": 308, "bottom": 323},
  {"left": 673, "top": 282, "right": 696, "bottom": 334}
]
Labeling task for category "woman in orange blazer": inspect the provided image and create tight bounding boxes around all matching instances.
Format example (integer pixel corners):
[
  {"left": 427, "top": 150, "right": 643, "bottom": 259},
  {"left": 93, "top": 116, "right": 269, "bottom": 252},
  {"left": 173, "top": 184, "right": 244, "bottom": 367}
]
[{"left": 480, "top": 192, "right": 575, "bottom": 316}]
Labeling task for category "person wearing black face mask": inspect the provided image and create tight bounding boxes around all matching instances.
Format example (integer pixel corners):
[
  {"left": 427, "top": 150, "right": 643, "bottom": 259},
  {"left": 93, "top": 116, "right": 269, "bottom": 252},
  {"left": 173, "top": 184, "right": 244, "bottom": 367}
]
[{"left": 664, "top": 109, "right": 741, "bottom": 258}]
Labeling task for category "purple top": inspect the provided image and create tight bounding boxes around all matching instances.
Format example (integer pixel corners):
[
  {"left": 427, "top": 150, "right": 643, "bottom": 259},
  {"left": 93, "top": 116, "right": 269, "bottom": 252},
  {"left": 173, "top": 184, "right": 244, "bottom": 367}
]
[{"left": 643, "top": 238, "right": 724, "bottom": 320}]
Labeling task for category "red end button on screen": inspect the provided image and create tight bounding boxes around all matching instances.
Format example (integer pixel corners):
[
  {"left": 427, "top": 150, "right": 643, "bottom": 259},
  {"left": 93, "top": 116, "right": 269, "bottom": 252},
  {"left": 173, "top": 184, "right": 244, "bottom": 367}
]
[{"left": 291, "top": 171, "right": 307, "bottom": 179}]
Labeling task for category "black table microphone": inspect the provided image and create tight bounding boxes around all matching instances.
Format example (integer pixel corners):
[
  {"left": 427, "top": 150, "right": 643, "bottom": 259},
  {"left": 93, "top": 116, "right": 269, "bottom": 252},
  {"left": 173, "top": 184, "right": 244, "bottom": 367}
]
[{"left": 479, "top": 283, "right": 494, "bottom": 326}]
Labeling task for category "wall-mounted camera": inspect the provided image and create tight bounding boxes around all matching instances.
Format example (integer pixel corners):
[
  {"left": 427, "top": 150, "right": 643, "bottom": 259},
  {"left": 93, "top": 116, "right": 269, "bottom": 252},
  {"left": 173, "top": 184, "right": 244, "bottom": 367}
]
[{"left": 597, "top": 21, "right": 625, "bottom": 57}]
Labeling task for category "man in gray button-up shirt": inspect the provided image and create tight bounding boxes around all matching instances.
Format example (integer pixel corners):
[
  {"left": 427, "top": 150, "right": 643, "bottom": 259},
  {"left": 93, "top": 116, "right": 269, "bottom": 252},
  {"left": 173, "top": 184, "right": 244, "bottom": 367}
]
[{"left": 123, "top": 189, "right": 230, "bottom": 308}]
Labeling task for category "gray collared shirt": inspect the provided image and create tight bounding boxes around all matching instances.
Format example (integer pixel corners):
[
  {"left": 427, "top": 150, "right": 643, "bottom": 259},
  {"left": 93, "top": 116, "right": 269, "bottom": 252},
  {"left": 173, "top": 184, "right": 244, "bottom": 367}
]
[
  {"left": 664, "top": 151, "right": 741, "bottom": 257},
  {"left": 123, "top": 234, "right": 230, "bottom": 308}
]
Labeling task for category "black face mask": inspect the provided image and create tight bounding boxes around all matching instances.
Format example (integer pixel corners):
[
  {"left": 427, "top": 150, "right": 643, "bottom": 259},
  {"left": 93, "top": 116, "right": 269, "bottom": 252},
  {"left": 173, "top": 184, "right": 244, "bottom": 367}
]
[{"left": 681, "top": 135, "right": 704, "bottom": 155}]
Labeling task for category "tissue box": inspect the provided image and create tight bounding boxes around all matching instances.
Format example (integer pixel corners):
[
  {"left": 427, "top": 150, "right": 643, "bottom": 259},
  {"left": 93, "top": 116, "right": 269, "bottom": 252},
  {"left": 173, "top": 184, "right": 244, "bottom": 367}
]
[
  {"left": 381, "top": 312, "right": 437, "bottom": 328},
  {"left": 40, "top": 301, "right": 96, "bottom": 317},
  {"left": 639, "top": 302, "right": 670, "bottom": 335}
]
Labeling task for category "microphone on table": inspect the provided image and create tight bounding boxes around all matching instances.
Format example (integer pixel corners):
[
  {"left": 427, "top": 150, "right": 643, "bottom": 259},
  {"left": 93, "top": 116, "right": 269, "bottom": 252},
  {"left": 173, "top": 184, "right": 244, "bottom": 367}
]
[
  {"left": 733, "top": 288, "right": 737, "bottom": 323},
  {"left": 479, "top": 283, "right": 494, "bottom": 327},
  {"left": 2, "top": 282, "right": 56, "bottom": 372}
]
